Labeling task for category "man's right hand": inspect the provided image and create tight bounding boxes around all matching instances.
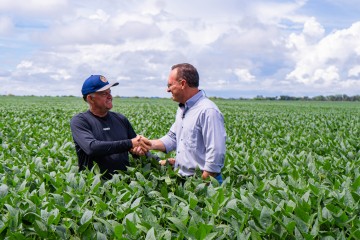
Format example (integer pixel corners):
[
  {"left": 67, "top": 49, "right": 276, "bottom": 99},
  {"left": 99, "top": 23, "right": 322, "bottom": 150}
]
[
  {"left": 131, "top": 135, "right": 151, "bottom": 155},
  {"left": 159, "top": 158, "right": 175, "bottom": 166}
]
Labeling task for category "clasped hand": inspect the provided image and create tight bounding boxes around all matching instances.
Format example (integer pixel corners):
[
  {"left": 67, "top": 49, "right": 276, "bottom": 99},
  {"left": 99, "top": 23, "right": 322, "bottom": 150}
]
[{"left": 130, "top": 135, "right": 151, "bottom": 156}]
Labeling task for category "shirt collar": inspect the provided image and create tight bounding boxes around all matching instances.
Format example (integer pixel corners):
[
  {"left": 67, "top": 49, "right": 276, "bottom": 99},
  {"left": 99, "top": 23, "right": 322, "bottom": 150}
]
[{"left": 179, "top": 90, "right": 204, "bottom": 111}]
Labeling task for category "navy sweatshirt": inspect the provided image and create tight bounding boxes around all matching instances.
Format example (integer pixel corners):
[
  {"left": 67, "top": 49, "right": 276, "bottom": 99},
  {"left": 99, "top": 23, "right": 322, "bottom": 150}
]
[{"left": 70, "top": 110, "right": 136, "bottom": 179}]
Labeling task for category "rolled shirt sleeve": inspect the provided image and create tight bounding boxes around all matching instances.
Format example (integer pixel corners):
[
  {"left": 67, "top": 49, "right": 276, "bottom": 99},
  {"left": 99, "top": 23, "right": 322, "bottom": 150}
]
[
  {"left": 159, "top": 123, "right": 177, "bottom": 153},
  {"left": 201, "top": 108, "right": 226, "bottom": 173}
]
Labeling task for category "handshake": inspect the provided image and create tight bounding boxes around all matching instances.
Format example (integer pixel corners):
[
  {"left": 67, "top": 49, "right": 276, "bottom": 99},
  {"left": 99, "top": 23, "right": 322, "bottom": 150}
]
[
  {"left": 130, "top": 135, "right": 176, "bottom": 166},
  {"left": 130, "top": 135, "right": 152, "bottom": 156}
]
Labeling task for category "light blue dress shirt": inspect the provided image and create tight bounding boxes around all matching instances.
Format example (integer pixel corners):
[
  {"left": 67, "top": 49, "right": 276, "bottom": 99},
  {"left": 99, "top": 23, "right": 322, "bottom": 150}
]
[{"left": 160, "top": 90, "right": 226, "bottom": 176}]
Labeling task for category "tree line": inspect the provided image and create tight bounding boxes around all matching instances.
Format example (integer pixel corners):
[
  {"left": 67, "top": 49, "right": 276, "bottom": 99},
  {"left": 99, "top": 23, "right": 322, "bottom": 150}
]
[{"left": 253, "top": 94, "right": 360, "bottom": 101}]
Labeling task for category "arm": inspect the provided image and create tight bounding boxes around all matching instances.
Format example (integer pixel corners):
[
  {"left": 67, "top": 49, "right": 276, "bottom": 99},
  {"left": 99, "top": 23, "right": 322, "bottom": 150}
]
[
  {"left": 147, "top": 120, "right": 177, "bottom": 153},
  {"left": 201, "top": 108, "right": 226, "bottom": 178},
  {"left": 149, "top": 139, "right": 166, "bottom": 152},
  {"left": 70, "top": 114, "right": 146, "bottom": 157}
]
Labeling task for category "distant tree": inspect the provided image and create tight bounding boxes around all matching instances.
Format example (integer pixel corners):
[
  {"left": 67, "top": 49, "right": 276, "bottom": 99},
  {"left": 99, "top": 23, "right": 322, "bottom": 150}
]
[
  {"left": 265, "top": 97, "right": 277, "bottom": 100},
  {"left": 254, "top": 95, "right": 264, "bottom": 100},
  {"left": 279, "top": 95, "right": 291, "bottom": 100},
  {"left": 312, "top": 95, "right": 326, "bottom": 101}
]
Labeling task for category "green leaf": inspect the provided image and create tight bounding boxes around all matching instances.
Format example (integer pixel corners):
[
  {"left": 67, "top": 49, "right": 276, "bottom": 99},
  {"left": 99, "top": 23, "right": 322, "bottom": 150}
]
[
  {"left": 145, "top": 227, "right": 156, "bottom": 240},
  {"left": 167, "top": 217, "right": 187, "bottom": 232},
  {"left": 81, "top": 210, "right": 93, "bottom": 225},
  {"left": 197, "top": 223, "right": 214, "bottom": 240},
  {"left": 286, "top": 221, "right": 296, "bottom": 233},
  {"left": 131, "top": 197, "right": 142, "bottom": 209},
  {"left": 125, "top": 219, "right": 137, "bottom": 236},
  {"left": 34, "top": 220, "right": 48, "bottom": 238},
  {"left": 164, "top": 176, "right": 171, "bottom": 185},
  {"left": 178, "top": 204, "right": 189, "bottom": 223},
  {"left": 96, "top": 231, "right": 107, "bottom": 240},
  {"left": 135, "top": 172, "right": 146, "bottom": 183},
  {"left": 142, "top": 206, "right": 157, "bottom": 224},
  {"left": 55, "top": 225, "right": 68, "bottom": 239},
  {"left": 5, "top": 204, "right": 19, "bottom": 231},
  {"left": 352, "top": 175, "right": 360, "bottom": 189},
  {"left": 90, "top": 175, "right": 101, "bottom": 192},
  {"left": 322, "top": 207, "right": 333, "bottom": 221},
  {"left": 310, "top": 218, "right": 319, "bottom": 237},
  {"left": 260, "top": 206, "right": 273, "bottom": 230},
  {"left": 0, "top": 184, "right": 8, "bottom": 198},
  {"left": 294, "top": 206, "right": 310, "bottom": 224},
  {"left": 38, "top": 182, "right": 46, "bottom": 197},
  {"left": 188, "top": 225, "right": 197, "bottom": 238},
  {"left": 114, "top": 225, "right": 124, "bottom": 239},
  {"left": 160, "top": 182, "right": 168, "bottom": 198},
  {"left": 188, "top": 192, "right": 198, "bottom": 209}
]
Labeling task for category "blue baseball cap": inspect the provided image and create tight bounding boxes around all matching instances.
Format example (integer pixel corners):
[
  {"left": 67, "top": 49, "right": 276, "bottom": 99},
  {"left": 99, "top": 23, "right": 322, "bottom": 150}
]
[{"left": 81, "top": 75, "right": 119, "bottom": 95}]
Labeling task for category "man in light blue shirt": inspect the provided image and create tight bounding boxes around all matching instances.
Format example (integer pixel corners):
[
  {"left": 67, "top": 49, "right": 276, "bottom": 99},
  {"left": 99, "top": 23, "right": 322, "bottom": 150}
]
[{"left": 149, "top": 63, "right": 226, "bottom": 183}]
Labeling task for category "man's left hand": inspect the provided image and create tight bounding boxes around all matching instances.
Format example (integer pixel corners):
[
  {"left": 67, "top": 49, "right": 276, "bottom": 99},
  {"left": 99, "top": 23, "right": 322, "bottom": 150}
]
[{"left": 202, "top": 170, "right": 217, "bottom": 180}]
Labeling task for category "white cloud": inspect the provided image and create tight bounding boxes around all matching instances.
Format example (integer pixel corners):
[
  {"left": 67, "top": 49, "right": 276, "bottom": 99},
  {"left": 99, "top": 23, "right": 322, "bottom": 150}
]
[
  {"left": 251, "top": 0, "right": 307, "bottom": 25},
  {"left": 286, "top": 20, "right": 360, "bottom": 92},
  {"left": 88, "top": 9, "right": 110, "bottom": 21},
  {"left": 313, "top": 66, "right": 339, "bottom": 86},
  {"left": 348, "top": 65, "right": 360, "bottom": 77},
  {"left": 234, "top": 69, "right": 256, "bottom": 83},
  {"left": 0, "top": 0, "right": 68, "bottom": 15},
  {"left": 303, "top": 17, "right": 325, "bottom": 40},
  {"left": 0, "top": 16, "right": 13, "bottom": 35}
]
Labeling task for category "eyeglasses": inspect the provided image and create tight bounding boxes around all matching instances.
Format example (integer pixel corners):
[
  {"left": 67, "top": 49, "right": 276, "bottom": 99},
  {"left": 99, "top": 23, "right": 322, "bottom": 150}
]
[
  {"left": 95, "top": 90, "right": 112, "bottom": 97},
  {"left": 167, "top": 82, "right": 176, "bottom": 88},
  {"left": 167, "top": 79, "right": 184, "bottom": 88}
]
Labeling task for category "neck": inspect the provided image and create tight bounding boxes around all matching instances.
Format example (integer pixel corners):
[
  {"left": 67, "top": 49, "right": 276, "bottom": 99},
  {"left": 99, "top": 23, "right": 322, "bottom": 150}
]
[
  {"left": 89, "top": 106, "right": 108, "bottom": 117},
  {"left": 181, "top": 88, "right": 200, "bottom": 104}
]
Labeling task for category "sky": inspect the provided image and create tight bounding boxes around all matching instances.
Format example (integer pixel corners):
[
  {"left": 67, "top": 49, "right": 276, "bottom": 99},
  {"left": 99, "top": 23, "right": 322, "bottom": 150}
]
[{"left": 0, "top": 0, "right": 360, "bottom": 98}]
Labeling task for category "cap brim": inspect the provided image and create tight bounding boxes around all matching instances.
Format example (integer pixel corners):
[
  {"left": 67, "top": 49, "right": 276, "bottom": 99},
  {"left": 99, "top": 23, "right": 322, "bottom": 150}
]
[{"left": 96, "top": 82, "right": 119, "bottom": 92}]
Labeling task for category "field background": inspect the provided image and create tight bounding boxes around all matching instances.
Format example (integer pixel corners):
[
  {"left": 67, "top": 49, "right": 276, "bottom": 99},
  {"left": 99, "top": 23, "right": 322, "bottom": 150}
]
[{"left": 0, "top": 96, "right": 359, "bottom": 239}]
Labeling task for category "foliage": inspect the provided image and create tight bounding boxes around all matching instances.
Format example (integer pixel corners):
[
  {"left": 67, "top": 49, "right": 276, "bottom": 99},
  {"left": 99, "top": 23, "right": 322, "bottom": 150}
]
[{"left": 0, "top": 96, "right": 359, "bottom": 239}]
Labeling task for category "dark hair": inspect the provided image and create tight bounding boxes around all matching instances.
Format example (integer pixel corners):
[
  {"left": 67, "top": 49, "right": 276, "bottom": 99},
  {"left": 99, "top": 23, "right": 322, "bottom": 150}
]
[
  {"left": 171, "top": 63, "right": 199, "bottom": 88},
  {"left": 83, "top": 95, "right": 88, "bottom": 102}
]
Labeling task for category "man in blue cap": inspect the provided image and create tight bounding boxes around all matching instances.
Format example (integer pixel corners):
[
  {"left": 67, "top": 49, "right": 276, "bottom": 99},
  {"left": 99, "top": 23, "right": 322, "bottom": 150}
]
[{"left": 70, "top": 75, "right": 151, "bottom": 179}]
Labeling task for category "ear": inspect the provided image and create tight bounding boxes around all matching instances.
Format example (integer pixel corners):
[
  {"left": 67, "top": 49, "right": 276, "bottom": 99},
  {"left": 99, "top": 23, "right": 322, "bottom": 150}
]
[
  {"left": 180, "top": 79, "right": 186, "bottom": 89},
  {"left": 87, "top": 94, "right": 94, "bottom": 103}
]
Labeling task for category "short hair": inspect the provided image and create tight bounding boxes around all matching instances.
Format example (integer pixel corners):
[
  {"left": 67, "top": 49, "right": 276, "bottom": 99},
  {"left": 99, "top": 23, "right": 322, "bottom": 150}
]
[
  {"left": 83, "top": 93, "right": 95, "bottom": 102},
  {"left": 171, "top": 63, "right": 199, "bottom": 88}
]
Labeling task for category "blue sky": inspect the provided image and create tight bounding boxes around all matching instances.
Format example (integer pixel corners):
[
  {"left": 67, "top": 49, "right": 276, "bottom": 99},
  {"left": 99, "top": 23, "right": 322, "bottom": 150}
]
[{"left": 0, "top": 0, "right": 359, "bottom": 98}]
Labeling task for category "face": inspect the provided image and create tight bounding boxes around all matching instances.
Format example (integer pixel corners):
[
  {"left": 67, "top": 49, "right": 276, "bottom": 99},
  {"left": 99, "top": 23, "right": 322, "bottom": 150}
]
[
  {"left": 89, "top": 89, "right": 113, "bottom": 112},
  {"left": 167, "top": 69, "right": 184, "bottom": 103}
]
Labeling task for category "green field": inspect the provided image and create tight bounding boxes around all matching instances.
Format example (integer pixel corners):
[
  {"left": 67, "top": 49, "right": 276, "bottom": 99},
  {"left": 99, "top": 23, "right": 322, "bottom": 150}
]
[{"left": 0, "top": 96, "right": 359, "bottom": 239}]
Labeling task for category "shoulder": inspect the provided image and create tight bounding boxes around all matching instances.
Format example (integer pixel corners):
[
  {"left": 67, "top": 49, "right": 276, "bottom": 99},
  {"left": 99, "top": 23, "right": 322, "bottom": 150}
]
[
  {"left": 198, "top": 97, "right": 221, "bottom": 112},
  {"left": 70, "top": 111, "right": 94, "bottom": 127},
  {"left": 196, "top": 98, "right": 224, "bottom": 121},
  {"left": 71, "top": 111, "right": 87, "bottom": 123},
  {"left": 109, "top": 111, "right": 131, "bottom": 124},
  {"left": 109, "top": 111, "right": 127, "bottom": 119}
]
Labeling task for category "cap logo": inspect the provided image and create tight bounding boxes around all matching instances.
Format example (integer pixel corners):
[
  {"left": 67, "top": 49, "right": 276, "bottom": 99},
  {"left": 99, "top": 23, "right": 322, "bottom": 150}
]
[{"left": 100, "top": 76, "right": 107, "bottom": 83}]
